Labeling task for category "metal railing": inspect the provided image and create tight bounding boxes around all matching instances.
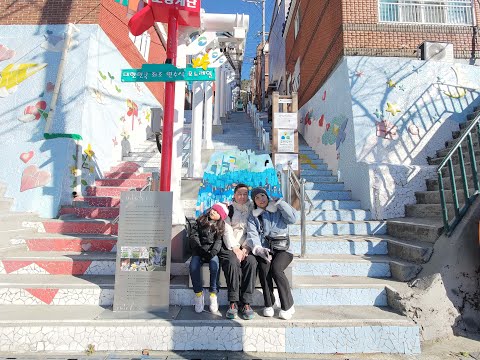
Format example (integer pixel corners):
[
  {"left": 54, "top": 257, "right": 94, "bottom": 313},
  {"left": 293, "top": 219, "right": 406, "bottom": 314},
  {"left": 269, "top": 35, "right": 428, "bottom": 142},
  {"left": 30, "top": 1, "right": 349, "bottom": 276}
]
[
  {"left": 278, "top": 162, "right": 314, "bottom": 257},
  {"left": 437, "top": 112, "right": 480, "bottom": 235},
  {"left": 111, "top": 175, "right": 154, "bottom": 225},
  {"left": 379, "top": 0, "right": 474, "bottom": 25}
]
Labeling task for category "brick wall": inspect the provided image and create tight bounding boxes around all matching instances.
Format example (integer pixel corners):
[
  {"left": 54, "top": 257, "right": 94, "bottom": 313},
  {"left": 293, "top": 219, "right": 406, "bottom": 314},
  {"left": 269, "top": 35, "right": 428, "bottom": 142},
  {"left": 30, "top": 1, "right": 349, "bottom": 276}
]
[
  {"left": 99, "top": 0, "right": 166, "bottom": 103},
  {"left": 0, "top": 0, "right": 101, "bottom": 25},
  {"left": 285, "top": 0, "right": 480, "bottom": 107},
  {"left": 0, "top": 0, "right": 166, "bottom": 104},
  {"left": 285, "top": 0, "right": 344, "bottom": 107}
]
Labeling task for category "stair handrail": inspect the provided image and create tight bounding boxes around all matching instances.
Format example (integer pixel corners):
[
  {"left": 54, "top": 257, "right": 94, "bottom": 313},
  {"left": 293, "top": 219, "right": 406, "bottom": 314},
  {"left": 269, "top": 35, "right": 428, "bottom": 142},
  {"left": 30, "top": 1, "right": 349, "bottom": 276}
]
[
  {"left": 284, "top": 162, "right": 314, "bottom": 258},
  {"left": 437, "top": 111, "right": 480, "bottom": 235},
  {"left": 111, "top": 175, "right": 153, "bottom": 225}
]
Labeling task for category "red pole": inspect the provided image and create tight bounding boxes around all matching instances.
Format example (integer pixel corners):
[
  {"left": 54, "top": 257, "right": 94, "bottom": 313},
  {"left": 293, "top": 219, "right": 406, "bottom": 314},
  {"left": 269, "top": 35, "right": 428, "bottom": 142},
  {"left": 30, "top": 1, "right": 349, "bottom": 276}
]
[{"left": 160, "top": 12, "right": 178, "bottom": 191}]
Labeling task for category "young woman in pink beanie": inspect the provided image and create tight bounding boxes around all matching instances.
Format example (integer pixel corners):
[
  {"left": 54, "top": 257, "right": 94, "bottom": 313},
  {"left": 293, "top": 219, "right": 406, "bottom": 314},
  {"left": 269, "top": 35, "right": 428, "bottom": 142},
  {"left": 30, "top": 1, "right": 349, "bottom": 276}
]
[{"left": 188, "top": 202, "right": 228, "bottom": 314}]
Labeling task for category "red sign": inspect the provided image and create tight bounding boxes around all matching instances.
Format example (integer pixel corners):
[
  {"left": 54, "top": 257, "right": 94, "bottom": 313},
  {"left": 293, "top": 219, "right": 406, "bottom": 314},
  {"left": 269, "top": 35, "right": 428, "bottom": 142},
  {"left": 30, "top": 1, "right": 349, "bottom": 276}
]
[{"left": 129, "top": 0, "right": 201, "bottom": 36}]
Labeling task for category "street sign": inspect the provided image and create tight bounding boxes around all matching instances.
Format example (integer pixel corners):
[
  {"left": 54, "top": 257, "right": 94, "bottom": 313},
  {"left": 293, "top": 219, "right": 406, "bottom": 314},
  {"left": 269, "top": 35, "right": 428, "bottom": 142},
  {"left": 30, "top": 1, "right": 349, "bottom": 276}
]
[{"left": 121, "top": 64, "right": 215, "bottom": 82}]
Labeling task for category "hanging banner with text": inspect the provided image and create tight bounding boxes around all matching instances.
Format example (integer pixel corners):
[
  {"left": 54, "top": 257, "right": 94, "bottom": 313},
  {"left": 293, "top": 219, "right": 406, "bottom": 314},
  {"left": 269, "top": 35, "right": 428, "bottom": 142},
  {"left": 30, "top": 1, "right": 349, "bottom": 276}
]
[{"left": 113, "top": 191, "right": 173, "bottom": 312}]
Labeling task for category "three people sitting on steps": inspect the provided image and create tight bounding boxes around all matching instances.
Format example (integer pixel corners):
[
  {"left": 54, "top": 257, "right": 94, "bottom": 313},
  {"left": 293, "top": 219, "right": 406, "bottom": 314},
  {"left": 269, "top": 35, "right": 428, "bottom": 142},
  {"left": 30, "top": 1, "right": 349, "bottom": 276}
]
[{"left": 188, "top": 185, "right": 297, "bottom": 320}]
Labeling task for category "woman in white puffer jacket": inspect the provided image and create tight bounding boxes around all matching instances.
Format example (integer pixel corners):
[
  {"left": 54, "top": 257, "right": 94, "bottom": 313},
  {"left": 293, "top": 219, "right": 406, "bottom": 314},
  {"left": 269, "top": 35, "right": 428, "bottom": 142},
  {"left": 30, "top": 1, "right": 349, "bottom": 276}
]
[{"left": 218, "top": 184, "right": 257, "bottom": 320}]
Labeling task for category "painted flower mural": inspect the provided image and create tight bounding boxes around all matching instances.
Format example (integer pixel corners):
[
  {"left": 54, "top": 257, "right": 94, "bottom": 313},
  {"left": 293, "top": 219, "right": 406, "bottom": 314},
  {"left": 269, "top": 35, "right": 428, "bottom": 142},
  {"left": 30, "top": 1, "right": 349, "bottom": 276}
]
[
  {"left": 0, "top": 45, "right": 15, "bottom": 62},
  {"left": 322, "top": 115, "right": 348, "bottom": 150}
]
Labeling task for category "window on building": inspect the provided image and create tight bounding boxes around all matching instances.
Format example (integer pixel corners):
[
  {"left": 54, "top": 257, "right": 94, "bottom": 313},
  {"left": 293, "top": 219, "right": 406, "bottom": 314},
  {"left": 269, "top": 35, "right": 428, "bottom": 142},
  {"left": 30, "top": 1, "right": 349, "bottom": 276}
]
[
  {"left": 379, "top": 0, "right": 474, "bottom": 25},
  {"left": 129, "top": 31, "right": 151, "bottom": 60},
  {"left": 294, "top": 8, "right": 300, "bottom": 38}
]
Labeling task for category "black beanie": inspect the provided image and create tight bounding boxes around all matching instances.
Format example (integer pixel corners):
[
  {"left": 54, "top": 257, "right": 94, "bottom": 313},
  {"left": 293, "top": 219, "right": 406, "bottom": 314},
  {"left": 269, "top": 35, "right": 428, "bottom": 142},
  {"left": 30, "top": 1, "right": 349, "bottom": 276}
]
[{"left": 251, "top": 187, "right": 268, "bottom": 201}]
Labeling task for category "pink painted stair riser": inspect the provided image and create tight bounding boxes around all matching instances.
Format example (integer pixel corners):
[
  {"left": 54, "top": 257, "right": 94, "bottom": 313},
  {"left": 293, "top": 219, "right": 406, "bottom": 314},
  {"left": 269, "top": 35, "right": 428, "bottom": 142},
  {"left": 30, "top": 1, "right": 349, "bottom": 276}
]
[
  {"left": 109, "top": 162, "right": 141, "bottom": 172},
  {"left": 86, "top": 186, "right": 141, "bottom": 197},
  {"left": 103, "top": 171, "right": 151, "bottom": 180},
  {"left": 59, "top": 207, "right": 119, "bottom": 219},
  {"left": 42, "top": 221, "right": 118, "bottom": 235},
  {"left": 75, "top": 197, "right": 121, "bottom": 207},
  {"left": 96, "top": 178, "right": 149, "bottom": 187},
  {"left": 26, "top": 238, "right": 116, "bottom": 252},
  {"left": 0, "top": 260, "right": 104, "bottom": 275}
]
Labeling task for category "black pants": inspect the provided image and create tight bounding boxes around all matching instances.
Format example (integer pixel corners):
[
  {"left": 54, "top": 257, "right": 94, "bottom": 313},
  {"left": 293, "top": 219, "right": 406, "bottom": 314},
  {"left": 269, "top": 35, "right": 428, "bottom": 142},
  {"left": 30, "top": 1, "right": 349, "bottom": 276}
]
[
  {"left": 218, "top": 248, "right": 257, "bottom": 304},
  {"left": 256, "top": 251, "right": 294, "bottom": 311}
]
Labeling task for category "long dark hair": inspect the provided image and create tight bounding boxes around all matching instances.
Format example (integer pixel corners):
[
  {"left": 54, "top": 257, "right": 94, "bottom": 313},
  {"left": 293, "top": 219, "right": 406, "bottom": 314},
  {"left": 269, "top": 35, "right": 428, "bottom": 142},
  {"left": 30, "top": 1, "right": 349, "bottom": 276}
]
[{"left": 196, "top": 209, "right": 225, "bottom": 237}]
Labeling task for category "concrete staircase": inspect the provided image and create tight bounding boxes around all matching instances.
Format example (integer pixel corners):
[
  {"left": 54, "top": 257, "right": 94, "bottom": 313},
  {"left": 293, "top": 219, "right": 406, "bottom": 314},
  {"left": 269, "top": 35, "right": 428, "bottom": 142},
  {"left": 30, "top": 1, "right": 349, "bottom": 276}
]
[
  {"left": 0, "top": 112, "right": 420, "bottom": 355},
  {"left": 386, "top": 106, "right": 480, "bottom": 247}
]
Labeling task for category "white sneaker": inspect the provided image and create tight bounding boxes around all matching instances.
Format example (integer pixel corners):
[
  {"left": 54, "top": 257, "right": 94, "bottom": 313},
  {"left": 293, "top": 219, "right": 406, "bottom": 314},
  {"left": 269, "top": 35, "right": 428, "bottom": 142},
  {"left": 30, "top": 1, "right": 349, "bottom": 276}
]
[
  {"left": 209, "top": 293, "right": 219, "bottom": 313},
  {"left": 194, "top": 292, "right": 204, "bottom": 313},
  {"left": 279, "top": 305, "right": 295, "bottom": 320},
  {"left": 263, "top": 306, "right": 274, "bottom": 317}
]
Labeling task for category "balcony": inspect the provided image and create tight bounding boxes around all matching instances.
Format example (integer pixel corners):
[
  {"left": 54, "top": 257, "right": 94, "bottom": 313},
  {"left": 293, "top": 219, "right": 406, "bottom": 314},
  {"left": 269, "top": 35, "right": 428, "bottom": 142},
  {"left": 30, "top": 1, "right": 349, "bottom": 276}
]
[{"left": 379, "top": 0, "right": 474, "bottom": 25}]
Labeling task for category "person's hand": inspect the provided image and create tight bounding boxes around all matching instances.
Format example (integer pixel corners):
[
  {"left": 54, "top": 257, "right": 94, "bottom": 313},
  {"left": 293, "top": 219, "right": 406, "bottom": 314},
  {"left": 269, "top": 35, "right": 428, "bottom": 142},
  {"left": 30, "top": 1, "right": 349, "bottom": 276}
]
[
  {"left": 253, "top": 246, "right": 272, "bottom": 262},
  {"left": 233, "top": 248, "right": 245, "bottom": 262}
]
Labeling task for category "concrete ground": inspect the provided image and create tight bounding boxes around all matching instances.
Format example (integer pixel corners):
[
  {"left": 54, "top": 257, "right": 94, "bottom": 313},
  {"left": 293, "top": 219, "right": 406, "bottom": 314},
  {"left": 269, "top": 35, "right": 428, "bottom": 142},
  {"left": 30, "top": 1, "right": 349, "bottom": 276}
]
[{"left": 0, "top": 335, "right": 479, "bottom": 360}]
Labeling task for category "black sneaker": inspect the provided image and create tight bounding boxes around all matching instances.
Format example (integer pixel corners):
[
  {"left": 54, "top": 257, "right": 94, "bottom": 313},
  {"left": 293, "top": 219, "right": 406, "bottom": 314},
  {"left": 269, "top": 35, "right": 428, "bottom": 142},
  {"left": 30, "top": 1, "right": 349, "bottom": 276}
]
[
  {"left": 226, "top": 303, "right": 238, "bottom": 319},
  {"left": 241, "top": 304, "right": 255, "bottom": 320}
]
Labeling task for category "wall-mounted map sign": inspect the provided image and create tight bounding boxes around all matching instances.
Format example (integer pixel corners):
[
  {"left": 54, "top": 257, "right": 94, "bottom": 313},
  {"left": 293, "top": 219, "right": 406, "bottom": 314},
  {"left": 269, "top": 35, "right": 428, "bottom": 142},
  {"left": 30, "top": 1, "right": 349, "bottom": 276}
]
[{"left": 121, "top": 63, "right": 215, "bottom": 82}]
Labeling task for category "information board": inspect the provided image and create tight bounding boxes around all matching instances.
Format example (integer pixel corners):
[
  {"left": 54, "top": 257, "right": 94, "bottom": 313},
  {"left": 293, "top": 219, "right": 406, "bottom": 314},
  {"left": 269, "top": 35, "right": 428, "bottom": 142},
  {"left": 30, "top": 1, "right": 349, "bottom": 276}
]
[
  {"left": 277, "top": 129, "right": 295, "bottom": 153},
  {"left": 273, "top": 112, "right": 298, "bottom": 129},
  {"left": 113, "top": 191, "right": 173, "bottom": 312}
]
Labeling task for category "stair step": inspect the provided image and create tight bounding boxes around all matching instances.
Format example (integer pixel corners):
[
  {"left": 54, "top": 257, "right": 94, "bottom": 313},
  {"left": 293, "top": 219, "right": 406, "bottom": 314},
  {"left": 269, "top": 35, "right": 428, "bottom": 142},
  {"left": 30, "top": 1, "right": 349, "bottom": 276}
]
[
  {"left": 289, "top": 220, "right": 387, "bottom": 236},
  {"left": 443, "top": 138, "right": 479, "bottom": 153},
  {"left": 108, "top": 161, "right": 141, "bottom": 172},
  {"left": 387, "top": 217, "right": 444, "bottom": 243},
  {"left": 301, "top": 209, "right": 371, "bottom": 221},
  {"left": 289, "top": 234, "right": 386, "bottom": 255},
  {"left": 428, "top": 149, "right": 480, "bottom": 166},
  {"left": 128, "top": 151, "right": 161, "bottom": 157},
  {"left": 304, "top": 177, "right": 338, "bottom": 186},
  {"left": 20, "top": 233, "right": 117, "bottom": 252},
  {"left": 426, "top": 175, "right": 477, "bottom": 191},
  {"left": 310, "top": 200, "right": 362, "bottom": 210},
  {"left": 0, "top": 305, "right": 420, "bottom": 354},
  {"left": 306, "top": 189, "right": 351, "bottom": 200},
  {"left": 103, "top": 171, "right": 151, "bottom": 180},
  {"left": 405, "top": 203, "right": 455, "bottom": 219},
  {"left": 303, "top": 175, "right": 338, "bottom": 182},
  {"left": 95, "top": 178, "right": 150, "bottom": 187},
  {"left": 0, "top": 274, "right": 393, "bottom": 307},
  {"left": 415, "top": 189, "right": 466, "bottom": 204},
  {"left": 75, "top": 196, "right": 121, "bottom": 207},
  {"left": 38, "top": 219, "right": 118, "bottom": 235},
  {"left": 0, "top": 250, "right": 116, "bottom": 275},
  {"left": 386, "top": 237, "right": 433, "bottom": 264},
  {"left": 86, "top": 186, "right": 139, "bottom": 197},
  {"left": 304, "top": 182, "right": 344, "bottom": 191},
  {"left": 300, "top": 169, "right": 332, "bottom": 176},
  {"left": 293, "top": 254, "right": 419, "bottom": 281},
  {"left": 59, "top": 206, "right": 119, "bottom": 219}
]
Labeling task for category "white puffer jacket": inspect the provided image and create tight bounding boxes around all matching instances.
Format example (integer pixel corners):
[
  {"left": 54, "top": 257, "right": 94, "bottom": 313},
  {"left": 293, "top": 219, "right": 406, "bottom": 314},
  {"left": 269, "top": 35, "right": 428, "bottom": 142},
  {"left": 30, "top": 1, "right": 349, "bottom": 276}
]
[{"left": 223, "top": 200, "right": 253, "bottom": 250}]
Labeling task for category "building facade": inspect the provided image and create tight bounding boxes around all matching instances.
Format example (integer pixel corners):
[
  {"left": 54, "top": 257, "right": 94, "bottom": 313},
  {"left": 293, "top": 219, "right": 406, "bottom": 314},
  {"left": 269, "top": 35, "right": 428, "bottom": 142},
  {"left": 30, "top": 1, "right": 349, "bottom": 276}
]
[
  {"left": 0, "top": 0, "right": 166, "bottom": 217},
  {"left": 276, "top": 0, "right": 480, "bottom": 219}
]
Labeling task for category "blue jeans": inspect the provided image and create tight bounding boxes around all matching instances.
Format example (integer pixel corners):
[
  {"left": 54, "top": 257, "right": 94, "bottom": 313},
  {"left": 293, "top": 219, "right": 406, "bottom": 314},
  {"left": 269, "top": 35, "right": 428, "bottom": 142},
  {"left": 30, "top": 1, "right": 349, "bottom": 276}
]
[{"left": 189, "top": 255, "right": 220, "bottom": 294}]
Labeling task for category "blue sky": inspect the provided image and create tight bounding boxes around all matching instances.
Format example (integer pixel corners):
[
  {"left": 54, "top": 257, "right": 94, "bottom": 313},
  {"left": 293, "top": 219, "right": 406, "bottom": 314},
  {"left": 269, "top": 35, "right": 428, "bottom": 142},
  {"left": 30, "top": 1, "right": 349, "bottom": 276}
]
[{"left": 201, "top": 0, "right": 274, "bottom": 79}]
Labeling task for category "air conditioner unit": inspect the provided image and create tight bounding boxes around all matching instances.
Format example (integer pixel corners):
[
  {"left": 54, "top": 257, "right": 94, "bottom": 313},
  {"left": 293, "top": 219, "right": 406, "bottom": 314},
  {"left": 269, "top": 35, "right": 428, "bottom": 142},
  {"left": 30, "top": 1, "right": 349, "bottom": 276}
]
[{"left": 420, "top": 41, "right": 454, "bottom": 62}]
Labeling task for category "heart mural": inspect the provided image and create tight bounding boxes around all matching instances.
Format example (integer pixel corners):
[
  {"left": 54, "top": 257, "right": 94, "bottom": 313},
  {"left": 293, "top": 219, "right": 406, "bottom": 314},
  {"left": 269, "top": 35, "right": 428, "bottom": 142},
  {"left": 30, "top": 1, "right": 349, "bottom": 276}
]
[
  {"left": 20, "top": 165, "right": 51, "bottom": 192},
  {"left": 20, "top": 151, "right": 34, "bottom": 163},
  {"left": 18, "top": 101, "right": 47, "bottom": 123},
  {"left": 0, "top": 45, "right": 15, "bottom": 62}
]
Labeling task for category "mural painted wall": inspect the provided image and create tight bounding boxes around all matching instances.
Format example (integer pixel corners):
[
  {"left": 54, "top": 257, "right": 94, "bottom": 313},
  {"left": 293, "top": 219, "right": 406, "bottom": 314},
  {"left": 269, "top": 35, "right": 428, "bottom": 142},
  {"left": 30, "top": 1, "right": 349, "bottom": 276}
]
[
  {"left": 299, "top": 56, "right": 480, "bottom": 219},
  {"left": 196, "top": 150, "right": 282, "bottom": 216},
  {"left": 0, "top": 25, "right": 160, "bottom": 218}
]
